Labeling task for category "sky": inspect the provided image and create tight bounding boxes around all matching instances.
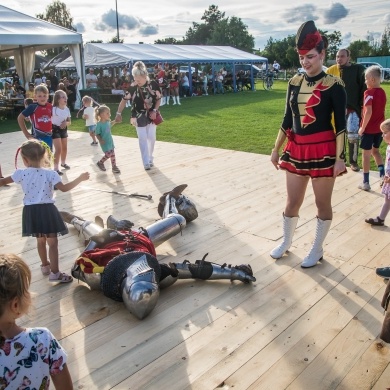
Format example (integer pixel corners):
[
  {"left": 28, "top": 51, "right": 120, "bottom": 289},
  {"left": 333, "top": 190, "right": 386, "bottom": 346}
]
[{"left": 2, "top": 0, "right": 390, "bottom": 51}]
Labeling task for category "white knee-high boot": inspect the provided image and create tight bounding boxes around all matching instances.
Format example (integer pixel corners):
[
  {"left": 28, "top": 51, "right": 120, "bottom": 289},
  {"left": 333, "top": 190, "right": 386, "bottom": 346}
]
[
  {"left": 301, "top": 217, "right": 332, "bottom": 268},
  {"left": 166, "top": 96, "right": 170, "bottom": 105},
  {"left": 270, "top": 214, "right": 299, "bottom": 259},
  {"left": 176, "top": 96, "right": 181, "bottom": 105},
  {"left": 160, "top": 97, "right": 166, "bottom": 106},
  {"left": 172, "top": 96, "right": 177, "bottom": 105}
]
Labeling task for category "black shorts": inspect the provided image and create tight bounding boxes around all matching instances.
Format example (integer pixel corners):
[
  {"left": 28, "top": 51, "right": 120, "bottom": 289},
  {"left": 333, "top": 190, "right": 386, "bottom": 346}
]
[
  {"left": 52, "top": 125, "right": 68, "bottom": 139},
  {"left": 360, "top": 132, "right": 382, "bottom": 150}
]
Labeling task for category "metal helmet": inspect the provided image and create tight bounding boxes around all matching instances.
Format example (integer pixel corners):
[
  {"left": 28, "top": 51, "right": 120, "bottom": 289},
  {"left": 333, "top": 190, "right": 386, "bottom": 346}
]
[
  {"left": 101, "top": 251, "right": 161, "bottom": 319},
  {"left": 157, "top": 184, "right": 198, "bottom": 223},
  {"left": 176, "top": 195, "right": 198, "bottom": 222}
]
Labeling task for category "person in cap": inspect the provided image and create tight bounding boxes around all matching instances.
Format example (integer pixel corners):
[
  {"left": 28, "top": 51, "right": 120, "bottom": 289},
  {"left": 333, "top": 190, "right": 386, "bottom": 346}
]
[{"left": 270, "top": 20, "right": 347, "bottom": 268}]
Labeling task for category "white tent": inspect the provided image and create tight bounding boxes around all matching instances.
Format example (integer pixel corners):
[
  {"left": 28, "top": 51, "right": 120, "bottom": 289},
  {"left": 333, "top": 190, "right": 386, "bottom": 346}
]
[
  {"left": 57, "top": 42, "right": 267, "bottom": 69},
  {"left": 0, "top": 5, "right": 85, "bottom": 88},
  {"left": 56, "top": 43, "right": 267, "bottom": 92}
]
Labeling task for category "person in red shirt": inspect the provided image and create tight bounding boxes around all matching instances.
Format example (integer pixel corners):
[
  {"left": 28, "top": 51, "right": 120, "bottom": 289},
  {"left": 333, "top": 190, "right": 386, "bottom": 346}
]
[
  {"left": 17, "top": 84, "right": 53, "bottom": 149},
  {"left": 357, "top": 66, "right": 387, "bottom": 191}
]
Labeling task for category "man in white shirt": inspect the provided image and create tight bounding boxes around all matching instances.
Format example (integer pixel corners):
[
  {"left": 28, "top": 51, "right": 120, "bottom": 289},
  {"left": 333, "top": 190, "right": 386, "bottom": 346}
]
[
  {"left": 273, "top": 61, "right": 281, "bottom": 79},
  {"left": 86, "top": 68, "right": 98, "bottom": 88}
]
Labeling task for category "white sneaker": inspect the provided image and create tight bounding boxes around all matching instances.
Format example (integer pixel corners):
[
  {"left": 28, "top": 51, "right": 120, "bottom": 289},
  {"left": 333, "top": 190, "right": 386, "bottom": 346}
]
[{"left": 358, "top": 182, "right": 371, "bottom": 191}]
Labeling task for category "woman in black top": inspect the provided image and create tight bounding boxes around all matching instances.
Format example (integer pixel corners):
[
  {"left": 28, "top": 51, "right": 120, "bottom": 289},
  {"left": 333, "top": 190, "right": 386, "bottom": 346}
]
[
  {"left": 270, "top": 20, "right": 347, "bottom": 268},
  {"left": 115, "top": 61, "right": 161, "bottom": 170}
]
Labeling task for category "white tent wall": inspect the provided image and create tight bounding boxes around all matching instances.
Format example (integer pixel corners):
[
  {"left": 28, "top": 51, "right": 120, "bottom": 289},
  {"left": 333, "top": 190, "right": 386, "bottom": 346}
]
[
  {"left": 0, "top": 5, "right": 84, "bottom": 89},
  {"left": 13, "top": 47, "right": 35, "bottom": 90}
]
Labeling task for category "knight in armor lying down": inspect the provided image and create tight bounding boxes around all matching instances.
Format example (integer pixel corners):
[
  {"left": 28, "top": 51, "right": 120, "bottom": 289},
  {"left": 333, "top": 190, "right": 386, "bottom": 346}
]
[{"left": 60, "top": 185, "right": 256, "bottom": 320}]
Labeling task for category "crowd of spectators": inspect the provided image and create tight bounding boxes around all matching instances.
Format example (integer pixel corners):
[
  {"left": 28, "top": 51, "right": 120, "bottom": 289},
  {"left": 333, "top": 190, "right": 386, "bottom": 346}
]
[{"left": 0, "top": 69, "right": 78, "bottom": 112}]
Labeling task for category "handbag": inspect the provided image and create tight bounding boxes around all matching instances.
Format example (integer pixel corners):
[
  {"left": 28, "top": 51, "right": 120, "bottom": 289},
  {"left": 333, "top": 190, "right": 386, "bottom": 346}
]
[
  {"left": 153, "top": 110, "right": 164, "bottom": 125},
  {"left": 138, "top": 86, "right": 164, "bottom": 125}
]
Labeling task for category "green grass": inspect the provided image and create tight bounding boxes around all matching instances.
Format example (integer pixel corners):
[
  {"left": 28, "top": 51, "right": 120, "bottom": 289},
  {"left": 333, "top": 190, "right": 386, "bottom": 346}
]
[{"left": 2, "top": 80, "right": 390, "bottom": 170}]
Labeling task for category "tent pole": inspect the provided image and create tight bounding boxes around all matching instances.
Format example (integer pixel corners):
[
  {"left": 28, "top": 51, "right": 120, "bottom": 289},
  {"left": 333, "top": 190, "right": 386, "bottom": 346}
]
[
  {"left": 79, "top": 42, "right": 86, "bottom": 89},
  {"left": 19, "top": 45, "right": 27, "bottom": 89}
]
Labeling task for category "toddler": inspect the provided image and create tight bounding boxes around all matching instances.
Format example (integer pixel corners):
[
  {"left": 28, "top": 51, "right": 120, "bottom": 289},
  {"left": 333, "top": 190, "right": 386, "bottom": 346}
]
[
  {"left": 95, "top": 105, "right": 120, "bottom": 174},
  {"left": 0, "top": 254, "right": 73, "bottom": 388},
  {"left": 81, "top": 95, "right": 98, "bottom": 145}
]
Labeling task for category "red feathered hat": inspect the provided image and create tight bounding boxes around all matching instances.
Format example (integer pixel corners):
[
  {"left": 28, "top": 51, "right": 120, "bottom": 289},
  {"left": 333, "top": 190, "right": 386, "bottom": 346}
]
[{"left": 296, "top": 21, "right": 323, "bottom": 55}]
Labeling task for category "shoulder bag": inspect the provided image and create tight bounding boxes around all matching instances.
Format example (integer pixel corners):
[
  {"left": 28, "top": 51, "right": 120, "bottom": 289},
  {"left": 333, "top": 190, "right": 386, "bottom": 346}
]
[{"left": 138, "top": 86, "right": 164, "bottom": 125}]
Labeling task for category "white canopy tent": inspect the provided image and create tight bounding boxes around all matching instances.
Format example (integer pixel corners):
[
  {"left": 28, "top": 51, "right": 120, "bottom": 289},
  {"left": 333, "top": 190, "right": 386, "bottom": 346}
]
[
  {"left": 56, "top": 43, "right": 267, "bottom": 92},
  {"left": 0, "top": 5, "right": 85, "bottom": 89},
  {"left": 57, "top": 42, "right": 267, "bottom": 69}
]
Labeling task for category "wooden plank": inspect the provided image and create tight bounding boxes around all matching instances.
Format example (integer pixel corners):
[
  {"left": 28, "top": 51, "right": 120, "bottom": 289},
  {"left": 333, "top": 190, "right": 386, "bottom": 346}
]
[
  {"left": 0, "top": 130, "right": 389, "bottom": 389},
  {"left": 215, "top": 266, "right": 381, "bottom": 390}
]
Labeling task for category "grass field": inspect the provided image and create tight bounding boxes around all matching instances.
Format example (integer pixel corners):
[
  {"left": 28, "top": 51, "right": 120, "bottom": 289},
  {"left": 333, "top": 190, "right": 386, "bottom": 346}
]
[{"left": 1, "top": 80, "right": 390, "bottom": 169}]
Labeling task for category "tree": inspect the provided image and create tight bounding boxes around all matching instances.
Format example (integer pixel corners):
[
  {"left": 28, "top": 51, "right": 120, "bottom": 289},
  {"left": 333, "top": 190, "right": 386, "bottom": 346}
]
[
  {"left": 201, "top": 4, "right": 225, "bottom": 27},
  {"left": 208, "top": 17, "right": 254, "bottom": 52},
  {"left": 183, "top": 22, "right": 212, "bottom": 45},
  {"left": 182, "top": 5, "right": 254, "bottom": 51},
  {"left": 36, "top": 0, "right": 76, "bottom": 57},
  {"left": 109, "top": 36, "right": 124, "bottom": 43},
  {"left": 154, "top": 38, "right": 181, "bottom": 44},
  {"left": 378, "top": 25, "right": 390, "bottom": 56},
  {"left": 348, "top": 40, "right": 372, "bottom": 61},
  {"left": 324, "top": 30, "right": 342, "bottom": 60},
  {"left": 260, "top": 35, "right": 297, "bottom": 69}
]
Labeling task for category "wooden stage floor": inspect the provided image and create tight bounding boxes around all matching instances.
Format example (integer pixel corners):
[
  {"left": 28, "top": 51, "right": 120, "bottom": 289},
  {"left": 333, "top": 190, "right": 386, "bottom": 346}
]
[{"left": 1, "top": 130, "right": 389, "bottom": 389}]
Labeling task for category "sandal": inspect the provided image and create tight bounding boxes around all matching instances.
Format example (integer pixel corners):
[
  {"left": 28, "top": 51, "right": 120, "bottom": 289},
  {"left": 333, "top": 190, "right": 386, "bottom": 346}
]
[
  {"left": 61, "top": 163, "right": 71, "bottom": 169},
  {"left": 365, "top": 217, "right": 384, "bottom": 226},
  {"left": 49, "top": 271, "right": 73, "bottom": 283},
  {"left": 40, "top": 263, "right": 51, "bottom": 276}
]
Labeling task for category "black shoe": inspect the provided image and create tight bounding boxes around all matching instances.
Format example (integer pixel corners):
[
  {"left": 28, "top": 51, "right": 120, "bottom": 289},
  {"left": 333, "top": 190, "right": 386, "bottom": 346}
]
[
  {"left": 350, "top": 163, "right": 360, "bottom": 172},
  {"left": 56, "top": 170, "right": 63, "bottom": 176},
  {"left": 376, "top": 267, "right": 390, "bottom": 279}
]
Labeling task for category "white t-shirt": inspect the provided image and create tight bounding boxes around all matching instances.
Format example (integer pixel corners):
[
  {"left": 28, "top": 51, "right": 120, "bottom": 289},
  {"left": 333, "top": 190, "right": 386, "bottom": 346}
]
[
  {"left": 52, "top": 106, "right": 70, "bottom": 126},
  {"left": 11, "top": 168, "right": 62, "bottom": 205},
  {"left": 86, "top": 73, "right": 98, "bottom": 88},
  {"left": 83, "top": 106, "right": 96, "bottom": 126},
  {"left": 0, "top": 327, "right": 67, "bottom": 389}
]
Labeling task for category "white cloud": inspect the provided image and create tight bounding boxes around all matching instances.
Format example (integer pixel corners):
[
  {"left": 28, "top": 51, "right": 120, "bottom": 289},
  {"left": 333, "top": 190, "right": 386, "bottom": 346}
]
[{"left": 1, "top": 0, "right": 389, "bottom": 49}]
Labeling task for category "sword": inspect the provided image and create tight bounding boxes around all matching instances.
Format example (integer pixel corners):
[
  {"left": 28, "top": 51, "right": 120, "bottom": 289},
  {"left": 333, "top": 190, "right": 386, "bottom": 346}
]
[{"left": 81, "top": 186, "right": 152, "bottom": 200}]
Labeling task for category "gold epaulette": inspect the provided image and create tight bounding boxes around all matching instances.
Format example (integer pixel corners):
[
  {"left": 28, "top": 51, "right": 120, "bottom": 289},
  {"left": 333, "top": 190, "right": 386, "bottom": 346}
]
[
  {"left": 289, "top": 74, "right": 304, "bottom": 86},
  {"left": 289, "top": 73, "right": 345, "bottom": 88},
  {"left": 321, "top": 74, "right": 345, "bottom": 87}
]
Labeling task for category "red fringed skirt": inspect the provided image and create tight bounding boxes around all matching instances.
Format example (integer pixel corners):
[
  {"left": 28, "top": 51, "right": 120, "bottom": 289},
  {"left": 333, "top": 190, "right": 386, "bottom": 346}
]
[{"left": 280, "top": 130, "right": 338, "bottom": 178}]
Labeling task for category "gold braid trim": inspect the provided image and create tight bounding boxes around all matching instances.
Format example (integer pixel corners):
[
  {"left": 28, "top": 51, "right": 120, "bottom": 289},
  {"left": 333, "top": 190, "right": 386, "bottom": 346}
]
[
  {"left": 289, "top": 74, "right": 304, "bottom": 86},
  {"left": 289, "top": 73, "right": 345, "bottom": 88},
  {"left": 321, "top": 74, "right": 345, "bottom": 87}
]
